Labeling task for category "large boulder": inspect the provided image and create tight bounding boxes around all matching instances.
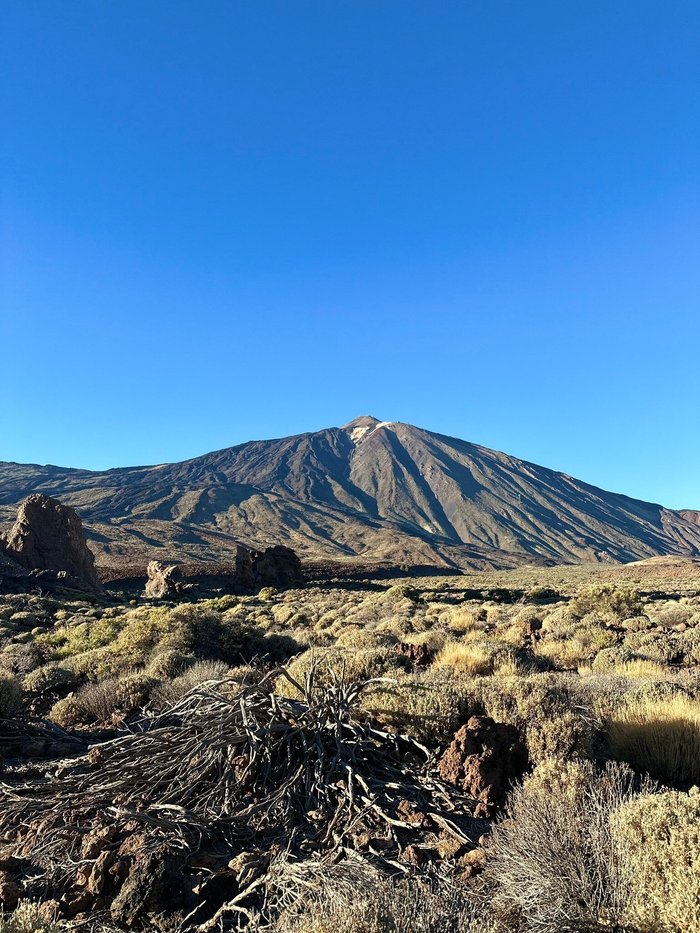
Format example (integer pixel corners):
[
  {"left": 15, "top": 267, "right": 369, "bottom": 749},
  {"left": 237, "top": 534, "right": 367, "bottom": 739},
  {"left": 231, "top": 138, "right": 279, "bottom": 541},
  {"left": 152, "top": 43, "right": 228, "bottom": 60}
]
[
  {"left": 2, "top": 495, "right": 99, "bottom": 587},
  {"left": 143, "top": 561, "right": 183, "bottom": 599},
  {"left": 437, "top": 715, "right": 527, "bottom": 817},
  {"left": 253, "top": 545, "right": 304, "bottom": 589},
  {"left": 233, "top": 544, "right": 304, "bottom": 591}
]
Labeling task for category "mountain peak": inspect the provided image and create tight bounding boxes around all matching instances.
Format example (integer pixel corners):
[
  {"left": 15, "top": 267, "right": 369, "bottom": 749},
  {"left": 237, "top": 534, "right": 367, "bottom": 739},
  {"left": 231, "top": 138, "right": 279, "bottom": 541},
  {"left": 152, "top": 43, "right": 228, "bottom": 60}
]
[{"left": 342, "top": 415, "right": 382, "bottom": 429}]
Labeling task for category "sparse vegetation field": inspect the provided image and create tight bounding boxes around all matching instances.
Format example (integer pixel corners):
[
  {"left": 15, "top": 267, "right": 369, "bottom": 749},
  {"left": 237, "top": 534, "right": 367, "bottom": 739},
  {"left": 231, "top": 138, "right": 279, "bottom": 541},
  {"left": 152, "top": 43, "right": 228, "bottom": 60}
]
[{"left": 1, "top": 556, "right": 700, "bottom": 931}]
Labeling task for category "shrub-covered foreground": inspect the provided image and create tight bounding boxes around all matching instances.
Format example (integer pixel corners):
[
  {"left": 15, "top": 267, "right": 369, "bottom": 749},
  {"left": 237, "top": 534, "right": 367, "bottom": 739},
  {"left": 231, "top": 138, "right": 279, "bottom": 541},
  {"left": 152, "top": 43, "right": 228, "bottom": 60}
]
[{"left": 0, "top": 561, "right": 699, "bottom": 931}]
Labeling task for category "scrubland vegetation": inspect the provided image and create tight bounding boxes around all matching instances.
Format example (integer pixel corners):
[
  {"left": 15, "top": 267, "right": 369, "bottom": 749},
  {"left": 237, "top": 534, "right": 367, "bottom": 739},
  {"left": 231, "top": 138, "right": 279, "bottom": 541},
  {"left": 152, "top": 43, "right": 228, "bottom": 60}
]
[{"left": 1, "top": 559, "right": 700, "bottom": 931}]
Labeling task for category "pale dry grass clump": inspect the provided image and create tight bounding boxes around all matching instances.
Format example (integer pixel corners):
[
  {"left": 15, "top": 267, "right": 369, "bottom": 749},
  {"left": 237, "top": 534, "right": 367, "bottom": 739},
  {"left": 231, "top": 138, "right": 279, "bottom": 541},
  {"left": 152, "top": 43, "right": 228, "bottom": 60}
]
[
  {"left": 434, "top": 639, "right": 498, "bottom": 675},
  {"left": 611, "top": 789, "right": 700, "bottom": 933},
  {"left": 607, "top": 659, "right": 669, "bottom": 678},
  {"left": 605, "top": 694, "right": 700, "bottom": 787},
  {"left": 442, "top": 603, "right": 487, "bottom": 634}
]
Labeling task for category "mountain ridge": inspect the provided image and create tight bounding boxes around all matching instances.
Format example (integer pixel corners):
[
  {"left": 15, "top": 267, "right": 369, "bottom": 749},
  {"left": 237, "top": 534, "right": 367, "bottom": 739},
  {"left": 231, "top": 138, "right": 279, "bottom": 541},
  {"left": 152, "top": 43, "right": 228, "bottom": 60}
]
[{"left": 1, "top": 417, "right": 698, "bottom": 571}]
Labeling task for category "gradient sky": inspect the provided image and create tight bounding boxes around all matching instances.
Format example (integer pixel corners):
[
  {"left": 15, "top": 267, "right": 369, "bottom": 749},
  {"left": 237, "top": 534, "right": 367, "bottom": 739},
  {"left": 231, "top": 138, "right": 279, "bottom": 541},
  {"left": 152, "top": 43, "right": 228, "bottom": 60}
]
[{"left": 1, "top": 1, "right": 698, "bottom": 508}]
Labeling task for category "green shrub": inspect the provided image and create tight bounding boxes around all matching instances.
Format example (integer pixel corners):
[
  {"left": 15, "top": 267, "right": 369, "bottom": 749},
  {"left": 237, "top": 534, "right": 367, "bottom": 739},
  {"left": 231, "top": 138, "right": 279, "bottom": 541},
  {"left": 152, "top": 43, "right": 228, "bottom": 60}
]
[
  {"left": 23, "top": 665, "right": 76, "bottom": 694},
  {"left": 362, "top": 673, "right": 468, "bottom": 743},
  {"left": 569, "top": 584, "right": 642, "bottom": 621}
]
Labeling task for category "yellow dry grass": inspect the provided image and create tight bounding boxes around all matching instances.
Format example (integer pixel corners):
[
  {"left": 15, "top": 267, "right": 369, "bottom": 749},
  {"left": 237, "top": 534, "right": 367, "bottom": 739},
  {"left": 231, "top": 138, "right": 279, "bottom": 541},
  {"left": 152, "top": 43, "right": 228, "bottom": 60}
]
[{"left": 605, "top": 694, "right": 700, "bottom": 787}]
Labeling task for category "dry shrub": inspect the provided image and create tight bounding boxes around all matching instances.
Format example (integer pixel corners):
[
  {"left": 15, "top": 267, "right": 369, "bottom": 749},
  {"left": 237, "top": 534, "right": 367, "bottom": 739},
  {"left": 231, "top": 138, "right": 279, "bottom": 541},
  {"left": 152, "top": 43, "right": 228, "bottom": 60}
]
[
  {"left": 611, "top": 789, "right": 700, "bottom": 933},
  {"left": 0, "top": 673, "right": 23, "bottom": 716},
  {"left": 485, "top": 760, "right": 649, "bottom": 932},
  {"left": 0, "top": 643, "right": 41, "bottom": 677},
  {"left": 50, "top": 673, "right": 156, "bottom": 728},
  {"left": 153, "top": 659, "right": 238, "bottom": 706},
  {"left": 526, "top": 709, "right": 592, "bottom": 763},
  {"left": 537, "top": 625, "right": 615, "bottom": 670},
  {"left": 362, "top": 673, "right": 468, "bottom": 743},
  {"left": 276, "top": 875, "right": 499, "bottom": 933},
  {"left": 275, "top": 647, "right": 408, "bottom": 700},
  {"left": 0, "top": 901, "right": 60, "bottom": 932},
  {"left": 605, "top": 694, "right": 700, "bottom": 787}
]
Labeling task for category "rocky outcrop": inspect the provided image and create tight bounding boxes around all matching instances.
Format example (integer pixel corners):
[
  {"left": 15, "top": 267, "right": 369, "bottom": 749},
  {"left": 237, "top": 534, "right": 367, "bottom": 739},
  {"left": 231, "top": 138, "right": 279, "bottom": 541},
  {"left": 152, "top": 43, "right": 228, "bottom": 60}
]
[
  {"left": 437, "top": 715, "right": 528, "bottom": 817},
  {"left": 232, "top": 544, "right": 303, "bottom": 591},
  {"left": 2, "top": 495, "right": 98, "bottom": 587},
  {"left": 234, "top": 545, "right": 256, "bottom": 591},
  {"left": 251, "top": 545, "right": 304, "bottom": 589},
  {"left": 143, "top": 561, "right": 184, "bottom": 599},
  {"left": 110, "top": 847, "right": 188, "bottom": 930}
]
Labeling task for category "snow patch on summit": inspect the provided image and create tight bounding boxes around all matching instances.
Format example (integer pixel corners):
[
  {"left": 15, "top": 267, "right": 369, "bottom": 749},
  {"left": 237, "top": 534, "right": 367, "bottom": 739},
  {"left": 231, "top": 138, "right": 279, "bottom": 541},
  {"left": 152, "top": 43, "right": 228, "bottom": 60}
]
[{"left": 349, "top": 421, "right": 395, "bottom": 445}]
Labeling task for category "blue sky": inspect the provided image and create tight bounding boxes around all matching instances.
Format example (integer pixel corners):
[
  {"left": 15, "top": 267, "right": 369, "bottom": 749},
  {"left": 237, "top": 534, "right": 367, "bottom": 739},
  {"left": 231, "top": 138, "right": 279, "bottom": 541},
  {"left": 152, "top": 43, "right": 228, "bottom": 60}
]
[{"left": 1, "top": 1, "right": 698, "bottom": 508}]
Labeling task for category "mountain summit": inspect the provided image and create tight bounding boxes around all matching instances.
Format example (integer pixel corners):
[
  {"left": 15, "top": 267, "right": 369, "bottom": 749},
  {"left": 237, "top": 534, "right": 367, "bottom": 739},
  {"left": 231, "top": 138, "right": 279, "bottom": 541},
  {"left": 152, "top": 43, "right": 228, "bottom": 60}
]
[{"left": 1, "top": 418, "right": 699, "bottom": 570}]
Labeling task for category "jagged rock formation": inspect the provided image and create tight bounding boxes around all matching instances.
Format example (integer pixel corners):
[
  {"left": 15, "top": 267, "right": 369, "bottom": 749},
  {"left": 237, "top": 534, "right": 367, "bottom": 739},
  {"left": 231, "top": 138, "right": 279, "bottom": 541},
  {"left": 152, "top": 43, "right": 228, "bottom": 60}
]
[
  {"left": 2, "top": 494, "right": 98, "bottom": 587},
  {"left": 231, "top": 544, "right": 304, "bottom": 591},
  {"left": 143, "top": 547, "right": 303, "bottom": 599},
  {"left": 143, "top": 561, "right": 184, "bottom": 599},
  {"left": 1, "top": 417, "right": 699, "bottom": 571}
]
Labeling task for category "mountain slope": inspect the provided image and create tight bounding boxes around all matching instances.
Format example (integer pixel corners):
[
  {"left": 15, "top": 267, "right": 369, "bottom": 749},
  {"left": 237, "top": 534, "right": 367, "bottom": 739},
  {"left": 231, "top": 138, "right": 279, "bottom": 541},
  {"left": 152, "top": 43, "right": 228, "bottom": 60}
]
[{"left": 1, "top": 416, "right": 698, "bottom": 571}]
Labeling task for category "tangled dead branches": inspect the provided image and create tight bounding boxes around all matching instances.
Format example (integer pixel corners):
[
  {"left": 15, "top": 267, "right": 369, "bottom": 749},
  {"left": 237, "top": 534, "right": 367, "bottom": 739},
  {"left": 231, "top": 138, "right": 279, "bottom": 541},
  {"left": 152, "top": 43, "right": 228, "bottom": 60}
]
[{"left": 0, "top": 667, "right": 482, "bottom": 930}]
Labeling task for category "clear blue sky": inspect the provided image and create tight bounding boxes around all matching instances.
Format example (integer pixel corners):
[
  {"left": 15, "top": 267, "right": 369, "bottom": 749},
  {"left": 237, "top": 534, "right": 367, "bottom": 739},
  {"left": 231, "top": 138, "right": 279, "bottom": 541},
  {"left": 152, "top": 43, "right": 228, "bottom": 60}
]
[{"left": 1, "top": 2, "right": 698, "bottom": 508}]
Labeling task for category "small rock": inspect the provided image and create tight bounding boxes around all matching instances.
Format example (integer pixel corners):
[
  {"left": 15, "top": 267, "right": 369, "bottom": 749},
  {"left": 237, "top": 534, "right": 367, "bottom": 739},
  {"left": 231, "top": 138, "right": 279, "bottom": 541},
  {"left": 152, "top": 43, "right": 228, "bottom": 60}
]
[{"left": 0, "top": 871, "right": 20, "bottom": 908}]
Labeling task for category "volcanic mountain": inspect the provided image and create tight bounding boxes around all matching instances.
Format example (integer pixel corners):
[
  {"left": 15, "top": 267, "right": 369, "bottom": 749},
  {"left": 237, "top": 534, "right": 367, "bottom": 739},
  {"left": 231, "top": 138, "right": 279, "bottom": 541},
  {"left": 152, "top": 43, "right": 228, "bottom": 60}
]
[{"left": 1, "top": 416, "right": 699, "bottom": 571}]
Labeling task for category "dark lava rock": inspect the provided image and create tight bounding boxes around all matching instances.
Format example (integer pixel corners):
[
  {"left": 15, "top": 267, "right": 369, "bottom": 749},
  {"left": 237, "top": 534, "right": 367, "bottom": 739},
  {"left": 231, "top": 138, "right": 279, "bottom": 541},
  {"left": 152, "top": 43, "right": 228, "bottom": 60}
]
[
  {"left": 110, "top": 848, "right": 189, "bottom": 930},
  {"left": 438, "top": 715, "right": 528, "bottom": 817}
]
